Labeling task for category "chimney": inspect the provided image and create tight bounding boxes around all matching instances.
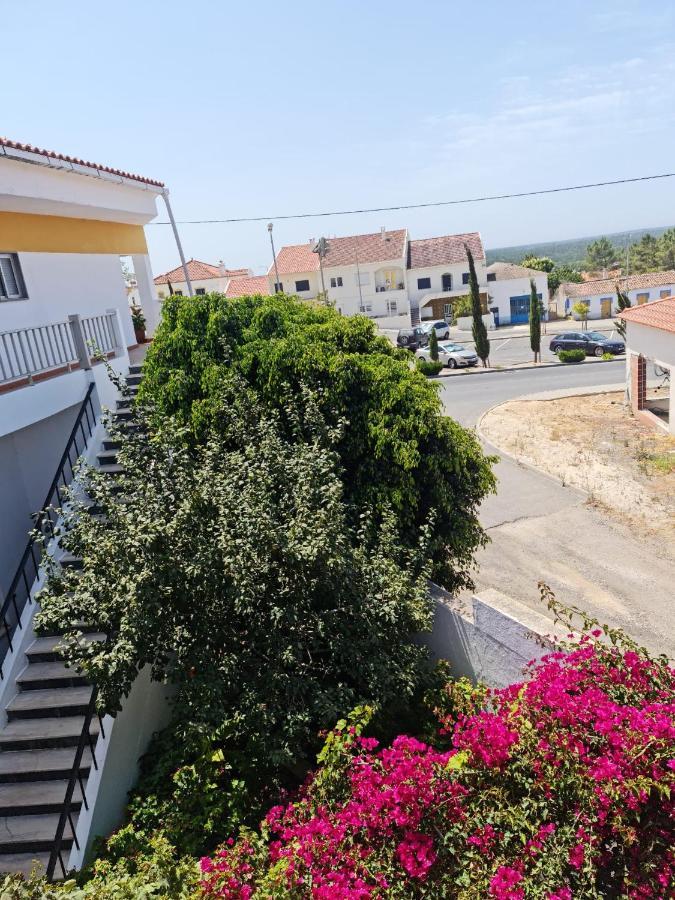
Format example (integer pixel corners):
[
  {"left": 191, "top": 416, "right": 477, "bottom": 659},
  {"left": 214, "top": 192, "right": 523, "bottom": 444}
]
[
  {"left": 218, "top": 260, "right": 227, "bottom": 276},
  {"left": 380, "top": 226, "right": 386, "bottom": 240}
]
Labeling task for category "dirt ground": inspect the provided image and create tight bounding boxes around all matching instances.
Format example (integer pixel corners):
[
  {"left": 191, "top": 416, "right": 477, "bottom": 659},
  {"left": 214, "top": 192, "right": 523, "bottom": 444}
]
[{"left": 480, "top": 392, "right": 675, "bottom": 540}]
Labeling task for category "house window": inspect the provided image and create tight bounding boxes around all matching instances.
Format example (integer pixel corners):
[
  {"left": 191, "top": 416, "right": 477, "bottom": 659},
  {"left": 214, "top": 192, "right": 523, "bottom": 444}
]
[
  {"left": 330, "top": 276, "right": 343, "bottom": 288},
  {"left": 444, "top": 303, "right": 452, "bottom": 319},
  {"left": 386, "top": 299, "right": 398, "bottom": 315},
  {"left": 442, "top": 273, "right": 453, "bottom": 292},
  {"left": 195, "top": 288, "right": 206, "bottom": 295},
  {"left": 295, "top": 279, "right": 310, "bottom": 292},
  {"left": 462, "top": 272, "right": 470, "bottom": 285},
  {"left": 417, "top": 277, "right": 431, "bottom": 290},
  {"left": 0, "top": 253, "right": 27, "bottom": 300},
  {"left": 355, "top": 272, "right": 370, "bottom": 286},
  {"left": 660, "top": 289, "right": 672, "bottom": 298},
  {"left": 274, "top": 282, "right": 283, "bottom": 293},
  {"left": 487, "top": 272, "right": 496, "bottom": 282},
  {"left": 636, "top": 292, "right": 649, "bottom": 305},
  {"left": 174, "top": 290, "right": 183, "bottom": 296},
  {"left": 359, "top": 301, "right": 373, "bottom": 314}
]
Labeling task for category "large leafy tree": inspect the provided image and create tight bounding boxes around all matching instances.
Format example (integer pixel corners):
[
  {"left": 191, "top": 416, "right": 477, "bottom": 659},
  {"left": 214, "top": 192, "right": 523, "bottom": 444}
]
[
  {"left": 465, "top": 246, "right": 490, "bottom": 367},
  {"left": 529, "top": 278, "right": 541, "bottom": 362},
  {"left": 522, "top": 256, "right": 583, "bottom": 294},
  {"left": 585, "top": 237, "right": 618, "bottom": 273},
  {"left": 140, "top": 295, "right": 495, "bottom": 591},
  {"left": 520, "top": 255, "right": 555, "bottom": 273},
  {"left": 629, "top": 233, "right": 660, "bottom": 273}
]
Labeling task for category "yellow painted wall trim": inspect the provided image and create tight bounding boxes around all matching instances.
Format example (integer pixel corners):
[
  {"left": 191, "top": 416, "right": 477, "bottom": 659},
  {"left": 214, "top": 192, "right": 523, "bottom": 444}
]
[{"left": 0, "top": 211, "right": 148, "bottom": 255}]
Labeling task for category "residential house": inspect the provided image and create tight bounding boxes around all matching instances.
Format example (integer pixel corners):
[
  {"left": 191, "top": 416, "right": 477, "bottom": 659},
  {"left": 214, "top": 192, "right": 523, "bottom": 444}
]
[
  {"left": 554, "top": 270, "right": 675, "bottom": 320},
  {"left": 153, "top": 258, "right": 250, "bottom": 298},
  {"left": 619, "top": 296, "right": 675, "bottom": 435},
  {"left": 408, "top": 232, "right": 488, "bottom": 322},
  {"left": 485, "top": 262, "right": 549, "bottom": 327}
]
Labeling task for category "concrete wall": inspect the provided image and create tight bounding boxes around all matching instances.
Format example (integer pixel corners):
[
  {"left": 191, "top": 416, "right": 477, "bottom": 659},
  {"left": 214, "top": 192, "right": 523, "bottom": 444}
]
[
  {"left": 425, "top": 585, "right": 556, "bottom": 688},
  {"left": 558, "top": 284, "right": 675, "bottom": 319},
  {"left": 487, "top": 272, "right": 549, "bottom": 325},
  {"left": 155, "top": 275, "right": 231, "bottom": 298},
  {"left": 456, "top": 312, "right": 496, "bottom": 332},
  {"left": 407, "top": 261, "right": 484, "bottom": 308},
  {"left": 625, "top": 320, "right": 675, "bottom": 368}
]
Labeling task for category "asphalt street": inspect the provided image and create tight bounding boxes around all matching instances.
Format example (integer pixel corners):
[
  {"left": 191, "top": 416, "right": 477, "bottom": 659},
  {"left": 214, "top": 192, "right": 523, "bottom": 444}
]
[{"left": 438, "top": 361, "right": 675, "bottom": 658}]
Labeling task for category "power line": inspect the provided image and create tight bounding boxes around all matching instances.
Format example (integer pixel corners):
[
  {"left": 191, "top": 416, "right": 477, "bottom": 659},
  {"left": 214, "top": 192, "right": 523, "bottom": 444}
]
[{"left": 147, "top": 172, "right": 675, "bottom": 226}]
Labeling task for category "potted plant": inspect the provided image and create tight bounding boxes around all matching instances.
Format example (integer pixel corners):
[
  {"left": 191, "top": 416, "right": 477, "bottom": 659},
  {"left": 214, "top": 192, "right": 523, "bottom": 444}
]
[{"left": 131, "top": 306, "right": 146, "bottom": 343}]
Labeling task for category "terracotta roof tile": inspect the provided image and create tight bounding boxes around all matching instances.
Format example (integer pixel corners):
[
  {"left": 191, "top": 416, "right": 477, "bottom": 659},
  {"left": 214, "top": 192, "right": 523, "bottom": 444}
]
[
  {"left": 408, "top": 232, "right": 484, "bottom": 268},
  {"left": 618, "top": 296, "right": 675, "bottom": 334},
  {"left": 154, "top": 259, "right": 248, "bottom": 285},
  {"left": 270, "top": 229, "right": 407, "bottom": 275},
  {"left": 225, "top": 275, "right": 271, "bottom": 298},
  {"left": 0, "top": 136, "right": 164, "bottom": 187},
  {"left": 561, "top": 270, "right": 675, "bottom": 298}
]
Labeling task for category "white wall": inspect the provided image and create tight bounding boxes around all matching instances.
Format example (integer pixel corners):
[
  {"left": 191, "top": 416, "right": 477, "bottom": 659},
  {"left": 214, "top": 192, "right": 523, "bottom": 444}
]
[
  {"left": 561, "top": 283, "right": 675, "bottom": 320},
  {"left": 424, "top": 585, "right": 556, "bottom": 688},
  {"left": 626, "top": 321, "right": 675, "bottom": 368},
  {"left": 456, "top": 313, "right": 496, "bottom": 332},
  {"left": 407, "top": 261, "right": 485, "bottom": 309},
  {"left": 155, "top": 275, "right": 231, "bottom": 298},
  {"left": 1, "top": 251, "right": 136, "bottom": 347},
  {"left": 487, "top": 273, "right": 549, "bottom": 326}
]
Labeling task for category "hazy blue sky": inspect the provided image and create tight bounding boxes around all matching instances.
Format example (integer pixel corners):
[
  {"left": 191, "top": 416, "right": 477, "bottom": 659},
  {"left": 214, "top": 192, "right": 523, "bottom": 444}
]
[{"left": 4, "top": 0, "right": 675, "bottom": 275}]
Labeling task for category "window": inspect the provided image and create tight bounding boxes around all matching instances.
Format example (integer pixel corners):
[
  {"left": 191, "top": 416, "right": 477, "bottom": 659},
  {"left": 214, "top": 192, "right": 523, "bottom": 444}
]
[
  {"left": 195, "top": 287, "right": 206, "bottom": 295},
  {"left": 330, "top": 276, "right": 343, "bottom": 288},
  {"left": 636, "top": 292, "right": 649, "bottom": 305},
  {"left": 444, "top": 303, "right": 452, "bottom": 319},
  {"left": 274, "top": 282, "right": 283, "bottom": 293},
  {"left": 660, "top": 289, "right": 671, "bottom": 298},
  {"left": 174, "top": 290, "right": 183, "bottom": 296},
  {"left": 0, "top": 254, "right": 27, "bottom": 300},
  {"left": 441, "top": 273, "right": 453, "bottom": 292},
  {"left": 355, "top": 271, "right": 370, "bottom": 286},
  {"left": 417, "top": 277, "right": 431, "bottom": 290},
  {"left": 386, "top": 299, "right": 398, "bottom": 315},
  {"left": 462, "top": 272, "right": 470, "bottom": 285},
  {"left": 359, "top": 301, "right": 373, "bottom": 314},
  {"left": 295, "top": 279, "right": 310, "bottom": 292},
  {"left": 487, "top": 272, "right": 496, "bottom": 282}
]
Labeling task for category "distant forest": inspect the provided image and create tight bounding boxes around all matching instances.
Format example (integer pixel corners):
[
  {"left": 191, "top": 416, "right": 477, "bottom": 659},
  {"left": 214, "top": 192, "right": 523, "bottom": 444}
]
[{"left": 486, "top": 225, "right": 675, "bottom": 267}]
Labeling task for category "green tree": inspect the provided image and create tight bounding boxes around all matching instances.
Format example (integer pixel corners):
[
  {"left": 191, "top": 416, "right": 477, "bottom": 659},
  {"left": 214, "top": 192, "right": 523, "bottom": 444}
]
[
  {"left": 465, "top": 246, "right": 490, "bottom": 367},
  {"left": 529, "top": 278, "right": 541, "bottom": 362},
  {"left": 615, "top": 284, "right": 632, "bottom": 339},
  {"left": 629, "top": 233, "right": 660, "bottom": 273},
  {"left": 657, "top": 228, "right": 675, "bottom": 271},
  {"left": 585, "top": 237, "right": 618, "bottom": 273},
  {"left": 520, "top": 255, "right": 555, "bottom": 272},
  {"left": 140, "top": 294, "right": 495, "bottom": 591},
  {"left": 521, "top": 257, "right": 582, "bottom": 294},
  {"left": 572, "top": 301, "right": 590, "bottom": 330},
  {"left": 428, "top": 326, "right": 439, "bottom": 361}
]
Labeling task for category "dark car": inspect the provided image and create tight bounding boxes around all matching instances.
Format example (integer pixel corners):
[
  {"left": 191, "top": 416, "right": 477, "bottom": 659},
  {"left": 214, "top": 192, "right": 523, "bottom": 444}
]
[
  {"left": 549, "top": 331, "right": 625, "bottom": 357},
  {"left": 397, "top": 326, "right": 429, "bottom": 351}
]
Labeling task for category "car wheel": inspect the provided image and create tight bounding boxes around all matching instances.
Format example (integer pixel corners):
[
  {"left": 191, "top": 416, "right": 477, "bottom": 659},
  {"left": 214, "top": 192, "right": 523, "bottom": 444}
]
[
  {"left": 594, "top": 346, "right": 604, "bottom": 357},
  {"left": 551, "top": 344, "right": 559, "bottom": 353},
  {"left": 449, "top": 358, "right": 457, "bottom": 369}
]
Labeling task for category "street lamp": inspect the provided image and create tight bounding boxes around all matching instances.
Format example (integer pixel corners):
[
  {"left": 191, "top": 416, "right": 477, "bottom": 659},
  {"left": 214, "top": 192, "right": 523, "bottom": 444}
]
[{"left": 268, "top": 223, "right": 281, "bottom": 293}]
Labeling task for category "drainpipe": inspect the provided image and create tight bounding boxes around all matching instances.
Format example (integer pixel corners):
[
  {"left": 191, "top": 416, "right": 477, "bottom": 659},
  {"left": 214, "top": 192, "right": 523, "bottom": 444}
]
[{"left": 162, "top": 189, "right": 193, "bottom": 297}]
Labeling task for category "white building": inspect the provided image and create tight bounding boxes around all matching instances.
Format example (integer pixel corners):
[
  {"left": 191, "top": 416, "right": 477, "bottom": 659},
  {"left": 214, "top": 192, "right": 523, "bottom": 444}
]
[
  {"left": 485, "top": 262, "right": 549, "bottom": 327},
  {"left": 554, "top": 270, "right": 675, "bottom": 320},
  {"left": 153, "top": 258, "right": 251, "bottom": 298},
  {"left": 268, "top": 228, "right": 491, "bottom": 328}
]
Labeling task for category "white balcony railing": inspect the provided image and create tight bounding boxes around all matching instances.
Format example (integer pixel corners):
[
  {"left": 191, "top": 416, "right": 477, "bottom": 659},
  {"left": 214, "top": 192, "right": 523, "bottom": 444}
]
[{"left": 0, "top": 311, "right": 121, "bottom": 387}]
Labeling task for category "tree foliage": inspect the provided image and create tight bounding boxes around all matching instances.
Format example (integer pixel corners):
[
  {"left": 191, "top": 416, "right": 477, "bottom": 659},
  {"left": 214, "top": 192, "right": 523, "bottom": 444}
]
[
  {"left": 529, "top": 278, "right": 541, "bottom": 361},
  {"left": 629, "top": 232, "right": 660, "bottom": 273},
  {"left": 585, "top": 237, "right": 618, "bottom": 272},
  {"left": 138, "top": 294, "right": 495, "bottom": 591},
  {"left": 572, "top": 301, "right": 590, "bottom": 329},
  {"left": 521, "top": 255, "right": 555, "bottom": 272},
  {"left": 615, "top": 284, "right": 632, "bottom": 339},
  {"left": 428, "top": 327, "right": 439, "bottom": 361},
  {"left": 465, "top": 247, "right": 490, "bottom": 367},
  {"left": 522, "top": 257, "right": 583, "bottom": 293}
]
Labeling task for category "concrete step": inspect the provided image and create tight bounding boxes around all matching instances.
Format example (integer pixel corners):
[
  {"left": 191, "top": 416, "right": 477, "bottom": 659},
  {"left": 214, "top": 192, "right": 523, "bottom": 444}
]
[
  {"left": 97, "top": 463, "right": 124, "bottom": 475},
  {"left": 26, "top": 633, "right": 105, "bottom": 664},
  {"left": 60, "top": 553, "right": 83, "bottom": 570},
  {"left": 0, "top": 780, "right": 81, "bottom": 816},
  {"left": 17, "top": 662, "right": 87, "bottom": 692},
  {"left": 96, "top": 450, "right": 118, "bottom": 466},
  {"left": 0, "top": 746, "right": 92, "bottom": 783},
  {"left": 0, "top": 850, "right": 50, "bottom": 875},
  {"left": 112, "top": 407, "right": 133, "bottom": 422},
  {"left": 126, "top": 373, "right": 142, "bottom": 385},
  {"left": 0, "top": 812, "right": 76, "bottom": 854},
  {"left": 0, "top": 717, "right": 99, "bottom": 752},
  {"left": 7, "top": 686, "right": 92, "bottom": 721},
  {"left": 128, "top": 364, "right": 143, "bottom": 375}
]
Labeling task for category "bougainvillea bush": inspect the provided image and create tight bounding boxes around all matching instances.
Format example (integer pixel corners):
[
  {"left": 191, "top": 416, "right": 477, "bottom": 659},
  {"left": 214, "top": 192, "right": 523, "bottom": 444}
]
[{"left": 199, "top": 620, "right": 675, "bottom": 899}]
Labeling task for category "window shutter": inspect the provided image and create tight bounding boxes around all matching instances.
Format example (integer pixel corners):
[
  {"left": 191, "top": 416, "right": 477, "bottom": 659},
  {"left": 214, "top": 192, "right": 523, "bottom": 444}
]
[{"left": 0, "top": 257, "right": 19, "bottom": 297}]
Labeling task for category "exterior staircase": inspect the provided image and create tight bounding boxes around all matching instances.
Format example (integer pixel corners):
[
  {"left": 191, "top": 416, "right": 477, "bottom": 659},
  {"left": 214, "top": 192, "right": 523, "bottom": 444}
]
[{"left": 0, "top": 364, "right": 142, "bottom": 877}]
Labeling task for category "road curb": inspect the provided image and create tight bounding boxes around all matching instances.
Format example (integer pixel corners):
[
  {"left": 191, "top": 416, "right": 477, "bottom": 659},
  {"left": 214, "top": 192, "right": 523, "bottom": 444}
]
[{"left": 435, "top": 356, "right": 622, "bottom": 379}]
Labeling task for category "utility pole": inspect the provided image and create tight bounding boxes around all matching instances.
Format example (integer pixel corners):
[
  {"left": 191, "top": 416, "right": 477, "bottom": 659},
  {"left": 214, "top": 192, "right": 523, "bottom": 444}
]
[
  {"left": 313, "top": 237, "right": 328, "bottom": 296},
  {"left": 268, "top": 223, "right": 281, "bottom": 293},
  {"left": 162, "top": 189, "right": 193, "bottom": 296}
]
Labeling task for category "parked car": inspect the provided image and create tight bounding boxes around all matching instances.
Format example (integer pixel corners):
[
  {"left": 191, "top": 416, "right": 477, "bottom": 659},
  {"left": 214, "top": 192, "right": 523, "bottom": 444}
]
[
  {"left": 416, "top": 341, "right": 478, "bottom": 369},
  {"left": 421, "top": 320, "right": 451, "bottom": 340},
  {"left": 549, "top": 331, "right": 625, "bottom": 357},
  {"left": 397, "top": 326, "right": 429, "bottom": 351}
]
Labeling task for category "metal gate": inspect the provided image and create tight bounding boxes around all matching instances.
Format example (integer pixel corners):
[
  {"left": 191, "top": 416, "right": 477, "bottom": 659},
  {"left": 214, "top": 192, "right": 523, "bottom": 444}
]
[{"left": 509, "top": 295, "right": 530, "bottom": 323}]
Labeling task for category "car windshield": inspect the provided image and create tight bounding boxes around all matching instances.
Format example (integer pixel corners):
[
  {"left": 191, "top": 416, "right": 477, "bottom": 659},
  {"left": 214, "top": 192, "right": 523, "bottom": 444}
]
[
  {"left": 587, "top": 332, "right": 608, "bottom": 341},
  {"left": 440, "top": 343, "right": 463, "bottom": 352}
]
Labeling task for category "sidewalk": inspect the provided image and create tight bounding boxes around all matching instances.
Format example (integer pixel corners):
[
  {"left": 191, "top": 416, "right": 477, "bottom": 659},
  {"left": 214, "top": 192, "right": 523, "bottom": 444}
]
[
  {"left": 432, "top": 355, "right": 622, "bottom": 378},
  {"left": 450, "top": 317, "right": 617, "bottom": 341}
]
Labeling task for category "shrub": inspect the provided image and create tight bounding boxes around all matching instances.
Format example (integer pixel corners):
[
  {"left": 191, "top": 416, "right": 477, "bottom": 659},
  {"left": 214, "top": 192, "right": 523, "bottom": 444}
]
[
  {"left": 130, "top": 305, "right": 146, "bottom": 331},
  {"left": 138, "top": 293, "right": 495, "bottom": 592},
  {"left": 558, "top": 348, "right": 585, "bottom": 363},
  {"left": 416, "top": 358, "right": 443, "bottom": 377},
  {"left": 198, "top": 602, "right": 675, "bottom": 899},
  {"left": 601, "top": 351, "right": 614, "bottom": 360},
  {"left": 451, "top": 294, "right": 472, "bottom": 319}
]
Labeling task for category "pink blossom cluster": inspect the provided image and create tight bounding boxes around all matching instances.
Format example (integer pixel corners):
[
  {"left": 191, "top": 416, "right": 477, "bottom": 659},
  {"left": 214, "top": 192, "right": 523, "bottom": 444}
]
[{"left": 199, "top": 638, "right": 675, "bottom": 898}]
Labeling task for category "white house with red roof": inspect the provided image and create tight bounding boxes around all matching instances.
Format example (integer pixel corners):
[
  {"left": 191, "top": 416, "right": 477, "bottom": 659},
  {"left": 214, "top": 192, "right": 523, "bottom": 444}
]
[
  {"left": 554, "top": 270, "right": 675, "bottom": 320},
  {"left": 619, "top": 296, "right": 675, "bottom": 435},
  {"left": 153, "top": 259, "right": 251, "bottom": 298}
]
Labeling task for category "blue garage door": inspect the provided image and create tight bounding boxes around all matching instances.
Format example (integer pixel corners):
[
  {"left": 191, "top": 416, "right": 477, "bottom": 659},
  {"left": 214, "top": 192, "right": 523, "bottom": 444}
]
[{"left": 509, "top": 295, "right": 530, "bottom": 323}]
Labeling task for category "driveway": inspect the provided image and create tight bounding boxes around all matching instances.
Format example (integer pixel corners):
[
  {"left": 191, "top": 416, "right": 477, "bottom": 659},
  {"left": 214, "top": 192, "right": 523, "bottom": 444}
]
[{"left": 439, "top": 362, "right": 675, "bottom": 658}]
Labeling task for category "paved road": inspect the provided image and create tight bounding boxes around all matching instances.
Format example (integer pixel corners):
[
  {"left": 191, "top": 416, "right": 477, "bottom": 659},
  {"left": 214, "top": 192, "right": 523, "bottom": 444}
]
[{"left": 439, "top": 361, "right": 675, "bottom": 658}]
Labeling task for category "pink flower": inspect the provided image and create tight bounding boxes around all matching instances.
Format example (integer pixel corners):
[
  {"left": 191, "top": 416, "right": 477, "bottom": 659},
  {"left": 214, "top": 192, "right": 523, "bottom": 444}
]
[
  {"left": 395, "top": 832, "right": 436, "bottom": 880},
  {"left": 489, "top": 865, "right": 524, "bottom": 899},
  {"left": 547, "top": 890, "right": 572, "bottom": 900},
  {"left": 568, "top": 843, "right": 585, "bottom": 870}
]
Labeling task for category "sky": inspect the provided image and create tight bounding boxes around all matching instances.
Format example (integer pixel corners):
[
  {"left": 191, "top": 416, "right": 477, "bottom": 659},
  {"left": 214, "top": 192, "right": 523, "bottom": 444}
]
[{"left": 4, "top": 0, "right": 675, "bottom": 276}]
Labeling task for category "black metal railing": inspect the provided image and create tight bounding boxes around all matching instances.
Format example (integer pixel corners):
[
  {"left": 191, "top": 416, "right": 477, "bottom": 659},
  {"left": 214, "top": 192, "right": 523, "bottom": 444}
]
[
  {"left": 46, "top": 686, "right": 106, "bottom": 880},
  {"left": 0, "top": 382, "right": 99, "bottom": 679}
]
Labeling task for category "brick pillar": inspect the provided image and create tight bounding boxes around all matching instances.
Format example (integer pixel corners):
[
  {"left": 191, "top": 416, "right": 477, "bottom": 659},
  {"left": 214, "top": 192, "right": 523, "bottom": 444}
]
[{"left": 630, "top": 354, "right": 647, "bottom": 413}]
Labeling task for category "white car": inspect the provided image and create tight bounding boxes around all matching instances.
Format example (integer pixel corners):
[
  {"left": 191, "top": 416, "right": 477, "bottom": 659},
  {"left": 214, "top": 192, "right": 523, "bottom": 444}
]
[
  {"left": 416, "top": 341, "right": 479, "bottom": 369},
  {"left": 421, "top": 320, "right": 451, "bottom": 340}
]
